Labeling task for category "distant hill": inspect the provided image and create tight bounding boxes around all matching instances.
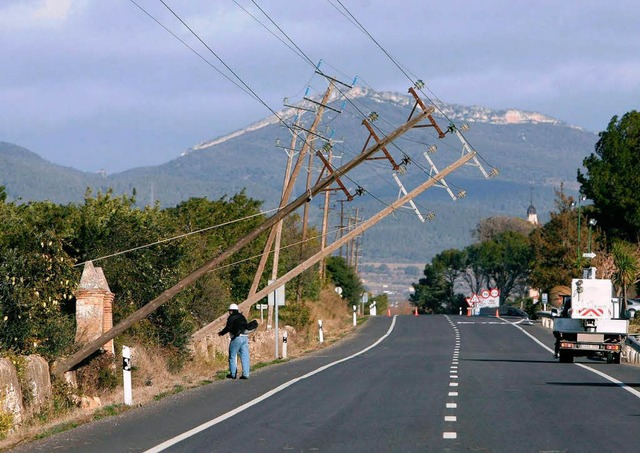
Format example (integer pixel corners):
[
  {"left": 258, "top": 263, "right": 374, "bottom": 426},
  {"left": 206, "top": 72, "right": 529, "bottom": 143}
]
[{"left": 0, "top": 87, "right": 598, "bottom": 262}]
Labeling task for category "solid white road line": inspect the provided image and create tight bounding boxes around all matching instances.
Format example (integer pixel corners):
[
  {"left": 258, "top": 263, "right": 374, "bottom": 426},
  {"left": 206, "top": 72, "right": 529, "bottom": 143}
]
[
  {"left": 144, "top": 317, "right": 398, "bottom": 452},
  {"left": 508, "top": 320, "right": 640, "bottom": 400}
]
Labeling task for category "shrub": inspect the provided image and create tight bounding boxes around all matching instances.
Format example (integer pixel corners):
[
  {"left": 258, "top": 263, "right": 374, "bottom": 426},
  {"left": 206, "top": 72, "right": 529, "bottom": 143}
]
[
  {"left": 0, "top": 406, "right": 12, "bottom": 440},
  {"left": 76, "top": 351, "right": 117, "bottom": 395},
  {"left": 279, "top": 302, "right": 311, "bottom": 330}
]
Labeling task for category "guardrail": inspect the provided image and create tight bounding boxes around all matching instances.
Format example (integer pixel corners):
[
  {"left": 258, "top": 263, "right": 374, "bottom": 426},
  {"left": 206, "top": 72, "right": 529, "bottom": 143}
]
[
  {"left": 537, "top": 311, "right": 555, "bottom": 329},
  {"left": 624, "top": 334, "right": 640, "bottom": 365}
]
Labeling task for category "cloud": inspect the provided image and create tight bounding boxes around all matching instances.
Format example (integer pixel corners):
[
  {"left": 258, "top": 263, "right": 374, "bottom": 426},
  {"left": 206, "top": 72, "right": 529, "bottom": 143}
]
[{"left": 0, "top": 0, "right": 83, "bottom": 30}]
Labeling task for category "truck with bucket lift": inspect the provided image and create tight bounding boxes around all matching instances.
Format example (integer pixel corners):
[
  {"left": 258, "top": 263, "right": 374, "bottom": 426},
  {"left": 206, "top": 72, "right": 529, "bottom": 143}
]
[{"left": 553, "top": 267, "right": 627, "bottom": 364}]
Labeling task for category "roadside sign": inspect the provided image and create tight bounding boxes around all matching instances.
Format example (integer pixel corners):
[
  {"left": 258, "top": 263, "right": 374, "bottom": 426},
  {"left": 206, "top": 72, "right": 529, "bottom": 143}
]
[
  {"left": 255, "top": 304, "right": 268, "bottom": 310},
  {"left": 267, "top": 280, "right": 285, "bottom": 306},
  {"left": 481, "top": 289, "right": 490, "bottom": 299}
]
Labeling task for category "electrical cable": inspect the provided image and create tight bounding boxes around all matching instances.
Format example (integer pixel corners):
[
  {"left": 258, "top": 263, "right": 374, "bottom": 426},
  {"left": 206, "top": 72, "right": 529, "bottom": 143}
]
[
  {"left": 128, "top": 0, "right": 258, "bottom": 103},
  {"left": 74, "top": 207, "right": 280, "bottom": 267}
]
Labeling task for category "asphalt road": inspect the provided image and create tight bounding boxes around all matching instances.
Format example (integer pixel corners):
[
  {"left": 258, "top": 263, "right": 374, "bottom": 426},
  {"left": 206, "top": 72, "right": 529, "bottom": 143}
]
[{"left": 12, "top": 315, "right": 640, "bottom": 452}]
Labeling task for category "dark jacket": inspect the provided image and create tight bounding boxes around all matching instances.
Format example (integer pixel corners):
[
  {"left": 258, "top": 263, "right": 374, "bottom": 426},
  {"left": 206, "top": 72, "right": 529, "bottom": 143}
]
[{"left": 218, "top": 311, "right": 248, "bottom": 339}]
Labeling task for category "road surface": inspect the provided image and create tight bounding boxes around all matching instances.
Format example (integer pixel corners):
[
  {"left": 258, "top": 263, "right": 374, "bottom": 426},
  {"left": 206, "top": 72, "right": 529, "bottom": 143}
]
[{"left": 13, "top": 315, "right": 640, "bottom": 452}]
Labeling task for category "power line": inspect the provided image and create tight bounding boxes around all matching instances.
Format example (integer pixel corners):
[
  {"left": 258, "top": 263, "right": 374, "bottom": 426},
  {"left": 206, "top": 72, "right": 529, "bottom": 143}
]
[
  {"left": 75, "top": 207, "right": 279, "bottom": 267},
  {"left": 127, "top": 0, "right": 258, "bottom": 103}
]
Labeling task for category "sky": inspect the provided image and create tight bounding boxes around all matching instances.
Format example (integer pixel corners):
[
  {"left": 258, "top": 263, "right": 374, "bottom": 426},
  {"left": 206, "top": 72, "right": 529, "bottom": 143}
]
[{"left": 1, "top": 0, "right": 638, "bottom": 173}]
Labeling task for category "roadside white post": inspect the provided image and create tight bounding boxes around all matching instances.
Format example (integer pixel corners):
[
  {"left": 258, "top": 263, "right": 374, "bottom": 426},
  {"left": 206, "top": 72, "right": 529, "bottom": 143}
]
[
  {"left": 282, "top": 331, "right": 288, "bottom": 359},
  {"left": 122, "top": 345, "right": 133, "bottom": 406},
  {"left": 370, "top": 300, "right": 377, "bottom": 316},
  {"left": 318, "top": 320, "right": 324, "bottom": 343},
  {"left": 353, "top": 305, "right": 357, "bottom": 326}
]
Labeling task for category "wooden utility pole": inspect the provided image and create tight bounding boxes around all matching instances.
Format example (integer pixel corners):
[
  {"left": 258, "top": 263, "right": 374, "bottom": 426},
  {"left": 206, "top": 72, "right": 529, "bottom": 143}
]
[
  {"left": 249, "top": 81, "right": 335, "bottom": 327},
  {"left": 53, "top": 107, "right": 434, "bottom": 375},
  {"left": 319, "top": 149, "right": 334, "bottom": 282}
]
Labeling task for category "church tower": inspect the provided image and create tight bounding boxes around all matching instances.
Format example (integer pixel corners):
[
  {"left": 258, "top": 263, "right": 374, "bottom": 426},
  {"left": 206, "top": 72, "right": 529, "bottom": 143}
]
[{"left": 527, "top": 189, "right": 539, "bottom": 225}]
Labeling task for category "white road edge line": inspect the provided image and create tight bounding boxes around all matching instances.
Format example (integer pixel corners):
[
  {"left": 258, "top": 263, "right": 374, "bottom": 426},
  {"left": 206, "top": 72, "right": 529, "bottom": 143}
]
[
  {"left": 144, "top": 316, "right": 398, "bottom": 452},
  {"left": 507, "top": 319, "right": 640, "bottom": 400}
]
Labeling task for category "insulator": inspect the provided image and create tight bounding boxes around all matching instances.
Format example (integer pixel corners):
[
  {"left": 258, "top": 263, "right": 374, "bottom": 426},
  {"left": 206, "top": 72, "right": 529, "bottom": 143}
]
[
  {"left": 460, "top": 123, "right": 470, "bottom": 132},
  {"left": 283, "top": 97, "right": 288, "bottom": 105},
  {"left": 426, "top": 212, "right": 436, "bottom": 221},
  {"left": 414, "top": 80, "right": 425, "bottom": 89},
  {"left": 427, "top": 144, "right": 437, "bottom": 154},
  {"left": 397, "top": 165, "right": 407, "bottom": 175},
  {"left": 490, "top": 168, "right": 500, "bottom": 177},
  {"left": 457, "top": 190, "right": 467, "bottom": 199},
  {"left": 368, "top": 112, "right": 379, "bottom": 122}
]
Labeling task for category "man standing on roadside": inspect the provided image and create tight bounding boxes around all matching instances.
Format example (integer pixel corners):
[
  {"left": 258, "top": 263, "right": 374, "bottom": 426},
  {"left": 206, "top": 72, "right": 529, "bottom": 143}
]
[{"left": 218, "top": 303, "right": 250, "bottom": 379}]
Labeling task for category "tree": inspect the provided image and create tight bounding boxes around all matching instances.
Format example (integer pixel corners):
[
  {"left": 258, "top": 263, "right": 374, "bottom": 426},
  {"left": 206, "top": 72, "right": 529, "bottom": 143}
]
[
  {"left": 432, "top": 249, "right": 465, "bottom": 312},
  {"left": 325, "top": 256, "right": 364, "bottom": 306},
  {"left": 529, "top": 187, "right": 583, "bottom": 290},
  {"left": 410, "top": 263, "right": 449, "bottom": 314},
  {"left": 473, "top": 216, "right": 536, "bottom": 242},
  {"left": 577, "top": 110, "right": 640, "bottom": 242},
  {"left": 0, "top": 201, "right": 77, "bottom": 358},
  {"left": 461, "top": 243, "right": 487, "bottom": 296},
  {"left": 477, "top": 231, "right": 533, "bottom": 304},
  {"left": 69, "top": 190, "right": 188, "bottom": 348},
  {"left": 610, "top": 240, "right": 640, "bottom": 315}
]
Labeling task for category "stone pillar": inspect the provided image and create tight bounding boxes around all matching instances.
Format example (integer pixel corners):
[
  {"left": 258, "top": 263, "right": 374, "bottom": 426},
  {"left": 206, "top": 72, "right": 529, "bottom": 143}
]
[{"left": 74, "top": 261, "right": 115, "bottom": 355}]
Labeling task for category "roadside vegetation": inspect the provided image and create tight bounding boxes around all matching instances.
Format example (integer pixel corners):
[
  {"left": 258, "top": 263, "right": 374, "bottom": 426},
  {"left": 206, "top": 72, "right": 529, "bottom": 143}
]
[
  {"left": 0, "top": 182, "right": 379, "bottom": 445},
  {"left": 410, "top": 111, "right": 640, "bottom": 319}
]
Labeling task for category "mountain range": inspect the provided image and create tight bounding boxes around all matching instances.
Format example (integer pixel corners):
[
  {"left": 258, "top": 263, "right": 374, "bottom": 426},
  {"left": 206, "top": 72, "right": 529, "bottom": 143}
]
[{"left": 0, "top": 87, "right": 599, "bottom": 263}]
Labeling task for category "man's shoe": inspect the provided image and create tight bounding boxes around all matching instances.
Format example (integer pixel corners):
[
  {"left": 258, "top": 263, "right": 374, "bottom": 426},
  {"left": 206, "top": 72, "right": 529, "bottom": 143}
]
[
  {"left": 239, "top": 375, "right": 249, "bottom": 380},
  {"left": 226, "top": 373, "right": 236, "bottom": 379}
]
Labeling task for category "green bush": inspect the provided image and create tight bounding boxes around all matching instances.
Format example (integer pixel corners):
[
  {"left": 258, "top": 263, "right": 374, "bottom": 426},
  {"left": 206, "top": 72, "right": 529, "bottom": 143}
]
[
  {"left": 278, "top": 302, "right": 312, "bottom": 330},
  {"left": 0, "top": 407, "right": 12, "bottom": 440}
]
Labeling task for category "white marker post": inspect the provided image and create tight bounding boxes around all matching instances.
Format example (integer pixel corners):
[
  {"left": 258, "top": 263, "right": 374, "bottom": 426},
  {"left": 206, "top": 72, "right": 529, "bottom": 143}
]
[
  {"left": 122, "top": 345, "right": 132, "bottom": 406},
  {"left": 353, "top": 305, "right": 357, "bottom": 326},
  {"left": 318, "top": 319, "right": 324, "bottom": 343},
  {"left": 282, "top": 331, "right": 288, "bottom": 359}
]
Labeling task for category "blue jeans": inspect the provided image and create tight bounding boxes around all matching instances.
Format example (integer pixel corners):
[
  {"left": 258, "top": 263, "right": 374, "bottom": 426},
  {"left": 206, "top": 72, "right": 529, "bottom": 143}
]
[{"left": 229, "top": 335, "right": 250, "bottom": 377}]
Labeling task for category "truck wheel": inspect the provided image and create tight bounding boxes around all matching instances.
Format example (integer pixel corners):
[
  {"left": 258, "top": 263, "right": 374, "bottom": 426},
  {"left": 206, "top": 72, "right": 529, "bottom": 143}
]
[
  {"left": 607, "top": 353, "right": 621, "bottom": 364},
  {"left": 559, "top": 350, "right": 573, "bottom": 363}
]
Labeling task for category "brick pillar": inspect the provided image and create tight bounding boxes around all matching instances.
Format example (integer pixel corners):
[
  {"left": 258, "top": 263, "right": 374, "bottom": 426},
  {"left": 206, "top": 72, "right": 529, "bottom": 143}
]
[
  {"left": 75, "top": 261, "right": 115, "bottom": 353},
  {"left": 102, "top": 291, "right": 115, "bottom": 355}
]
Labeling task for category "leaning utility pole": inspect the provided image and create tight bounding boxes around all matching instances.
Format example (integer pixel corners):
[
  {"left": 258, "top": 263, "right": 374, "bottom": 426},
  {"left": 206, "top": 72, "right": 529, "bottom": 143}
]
[
  {"left": 53, "top": 106, "right": 433, "bottom": 375},
  {"left": 249, "top": 79, "right": 341, "bottom": 327},
  {"left": 191, "top": 143, "right": 482, "bottom": 344}
]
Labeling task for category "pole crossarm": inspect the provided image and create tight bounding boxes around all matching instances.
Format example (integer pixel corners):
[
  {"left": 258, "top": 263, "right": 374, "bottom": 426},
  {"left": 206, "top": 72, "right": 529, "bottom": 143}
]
[
  {"left": 422, "top": 150, "right": 458, "bottom": 201},
  {"left": 407, "top": 87, "right": 447, "bottom": 139},
  {"left": 360, "top": 119, "right": 402, "bottom": 170},
  {"left": 392, "top": 172, "right": 426, "bottom": 222},
  {"left": 191, "top": 148, "right": 479, "bottom": 342},
  {"left": 315, "top": 149, "right": 354, "bottom": 201},
  {"left": 53, "top": 106, "right": 434, "bottom": 376}
]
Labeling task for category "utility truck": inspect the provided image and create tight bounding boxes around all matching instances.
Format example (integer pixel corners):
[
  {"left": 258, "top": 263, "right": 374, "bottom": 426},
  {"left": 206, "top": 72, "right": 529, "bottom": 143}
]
[{"left": 553, "top": 267, "right": 627, "bottom": 364}]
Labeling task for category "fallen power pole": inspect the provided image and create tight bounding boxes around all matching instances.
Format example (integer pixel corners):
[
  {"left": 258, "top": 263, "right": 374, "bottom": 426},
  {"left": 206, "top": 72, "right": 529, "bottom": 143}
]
[
  {"left": 53, "top": 107, "right": 433, "bottom": 375},
  {"left": 191, "top": 146, "right": 480, "bottom": 342}
]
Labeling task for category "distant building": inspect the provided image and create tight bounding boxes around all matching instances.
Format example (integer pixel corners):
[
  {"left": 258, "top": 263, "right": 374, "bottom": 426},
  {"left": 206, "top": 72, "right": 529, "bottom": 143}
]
[
  {"left": 527, "top": 203, "right": 539, "bottom": 225},
  {"left": 527, "top": 189, "right": 539, "bottom": 225}
]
